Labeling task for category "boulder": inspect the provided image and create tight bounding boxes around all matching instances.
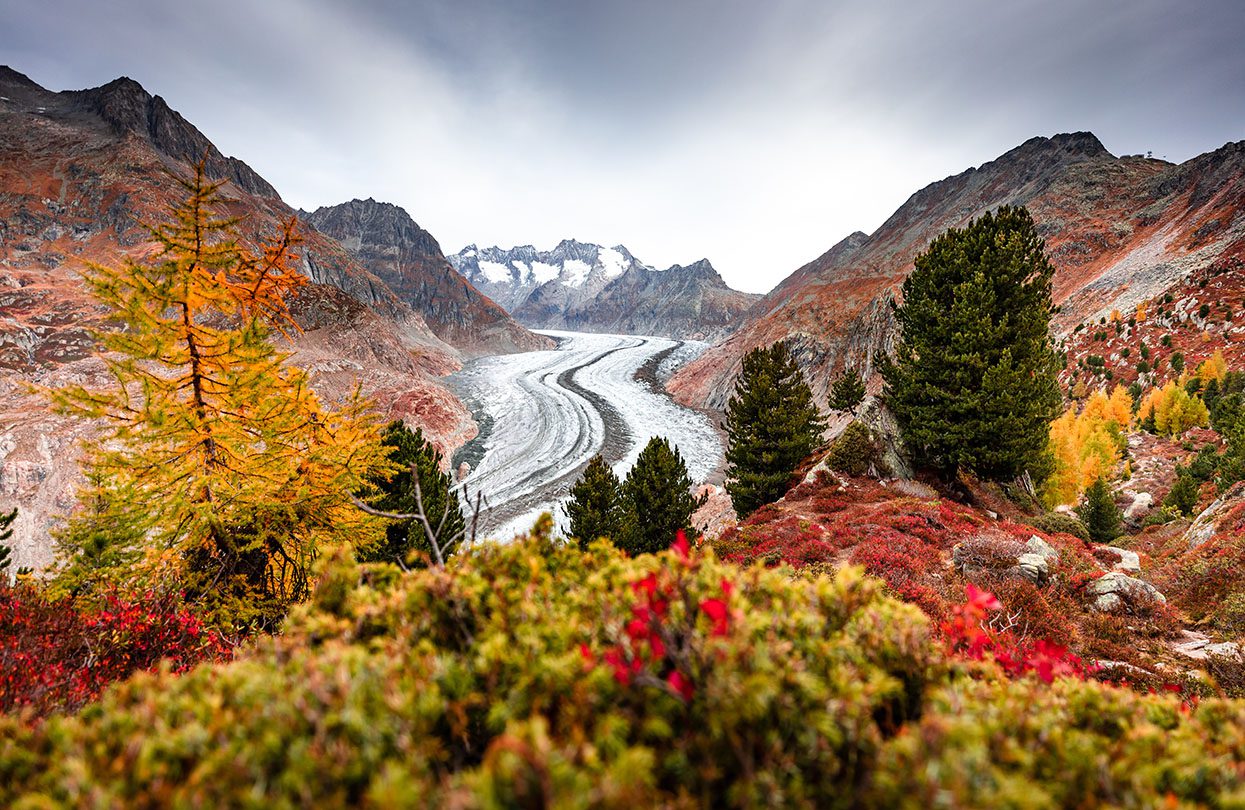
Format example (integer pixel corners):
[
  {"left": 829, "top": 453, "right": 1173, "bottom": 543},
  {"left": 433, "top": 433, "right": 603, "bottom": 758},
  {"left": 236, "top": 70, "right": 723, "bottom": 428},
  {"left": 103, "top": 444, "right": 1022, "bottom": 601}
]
[
  {"left": 1013, "top": 553, "right": 1049, "bottom": 585},
  {"left": 1024, "top": 535, "right": 1060, "bottom": 564},
  {"left": 1123, "top": 492, "right": 1153, "bottom": 521},
  {"left": 1088, "top": 572, "right": 1166, "bottom": 612},
  {"left": 1100, "top": 546, "right": 1141, "bottom": 574}
]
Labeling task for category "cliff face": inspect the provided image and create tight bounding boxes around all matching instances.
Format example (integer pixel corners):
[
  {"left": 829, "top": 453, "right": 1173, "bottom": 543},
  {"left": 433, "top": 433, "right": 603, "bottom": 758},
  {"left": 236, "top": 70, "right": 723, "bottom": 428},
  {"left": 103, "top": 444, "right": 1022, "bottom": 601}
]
[
  {"left": 301, "top": 200, "right": 551, "bottom": 355},
  {"left": 0, "top": 67, "right": 475, "bottom": 572},
  {"left": 669, "top": 133, "right": 1245, "bottom": 410},
  {"left": 449, "top": 241, "right": 759, "bottom": 341}
]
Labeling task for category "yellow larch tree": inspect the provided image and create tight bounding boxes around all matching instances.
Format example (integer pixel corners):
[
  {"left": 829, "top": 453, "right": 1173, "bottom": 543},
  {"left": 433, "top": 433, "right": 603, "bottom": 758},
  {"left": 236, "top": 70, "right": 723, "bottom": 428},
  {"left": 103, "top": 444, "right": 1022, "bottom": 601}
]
[
  {"left": 1044, "top": 386, "right": 1133, "bottom": 507},
  {"left": 1137, "top": 380, "right": 1210, "bottom": 438},
  {"left": 49, "top": 165, "right": 390, "bottom": 630}
]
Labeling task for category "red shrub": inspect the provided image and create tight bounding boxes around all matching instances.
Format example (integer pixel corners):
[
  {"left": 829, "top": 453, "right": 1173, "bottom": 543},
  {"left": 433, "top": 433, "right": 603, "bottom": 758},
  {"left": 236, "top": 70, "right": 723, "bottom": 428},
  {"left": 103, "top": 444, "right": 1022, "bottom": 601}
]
[
  {"left": 0, "top": 585, "right": 232, "bottom": 715},
  {"left": 942, "top": 585, "right": 1097, "bottom": 684}
]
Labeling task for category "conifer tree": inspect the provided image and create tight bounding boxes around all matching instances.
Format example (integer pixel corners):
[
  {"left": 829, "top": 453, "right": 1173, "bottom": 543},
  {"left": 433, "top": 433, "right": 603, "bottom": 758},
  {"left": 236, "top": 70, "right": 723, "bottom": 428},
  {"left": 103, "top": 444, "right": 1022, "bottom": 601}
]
[
  {"left": 1076, "top": 477, "right": 1122, "bottom": 542},
  {"left": 724, "top": 342, "right": 826, "bottom": 518},
  {"left": 1164, "top": 467, "right": 1200, "bottom": 516},
  {"left": 564, "top": 455, "right": 623, "bottom": 549},
  {"left": 618, "top": 437, "right": 707, "bottom": 555},
  {"left": 360, "top": 421, "right": 464, "bottom": 566},
  {"left": 49, "top": 165, "right": 389, "bottom": 630},
  {"left": 881, "top": 206, "right": 1061, "bottom": 481},
  {"left": 828, "top": 368, "right": 866, "bottom": 416}
]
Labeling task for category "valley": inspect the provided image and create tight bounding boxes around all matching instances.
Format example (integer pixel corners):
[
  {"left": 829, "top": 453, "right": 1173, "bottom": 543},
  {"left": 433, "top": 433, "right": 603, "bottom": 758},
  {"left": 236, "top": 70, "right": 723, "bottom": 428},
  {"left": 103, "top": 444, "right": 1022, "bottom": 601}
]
[{"left": 447, "top": 331, "right": 724, "bottom": 539}]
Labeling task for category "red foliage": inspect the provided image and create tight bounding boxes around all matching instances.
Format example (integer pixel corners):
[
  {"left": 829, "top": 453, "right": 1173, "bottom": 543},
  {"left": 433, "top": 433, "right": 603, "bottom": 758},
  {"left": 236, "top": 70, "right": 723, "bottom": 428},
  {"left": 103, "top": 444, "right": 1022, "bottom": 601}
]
[
  {"left": 942, "top": 584, "right": 1098, "bottom": 684},
  {"left": 583, "top": 540, "right": 737, "bottom": 703},
  {"left": 0, "top": 585, "right": 232, "bottom": 715}
]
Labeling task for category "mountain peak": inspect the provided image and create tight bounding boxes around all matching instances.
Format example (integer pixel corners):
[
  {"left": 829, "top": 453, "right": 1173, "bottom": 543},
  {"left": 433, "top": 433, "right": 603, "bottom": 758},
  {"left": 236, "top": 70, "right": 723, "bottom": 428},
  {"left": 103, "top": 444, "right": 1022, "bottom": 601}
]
[
  {"left": 64, "top": 74, "right": 280, "bottom": 199},
  {"left": 0, "top": 65, "right": 41, "bottom": 89}
]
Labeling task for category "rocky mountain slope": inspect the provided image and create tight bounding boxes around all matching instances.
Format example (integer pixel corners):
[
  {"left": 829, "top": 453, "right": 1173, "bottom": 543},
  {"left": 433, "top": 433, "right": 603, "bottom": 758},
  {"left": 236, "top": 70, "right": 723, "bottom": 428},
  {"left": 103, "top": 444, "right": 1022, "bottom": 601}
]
[
  {"left": 669, "top": 133, "right": 1245, "bottom": 411},
  {"left": 0, "top": 67, "right": 475, "bottom": 571},
  {"left": 301, "top": 200, "right": 550, "bottom": 355},
  {"left": 449, "top": 240, "right": 759, "bottom": 340}
]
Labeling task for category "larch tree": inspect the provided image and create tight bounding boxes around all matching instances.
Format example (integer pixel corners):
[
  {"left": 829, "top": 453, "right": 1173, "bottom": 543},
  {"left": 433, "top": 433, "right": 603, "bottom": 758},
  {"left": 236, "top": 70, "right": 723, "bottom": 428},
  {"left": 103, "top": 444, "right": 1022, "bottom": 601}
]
[
  {"left": 881, "top": 206, "right": 1062, "bottom": 482},
  {"left": 723, "top": 342, "right": 826, "bottom": 518},
  {"left": 49, "top": 165, "right": 389, "bottom": 630},
  {"left": 618, "top": 437, "right": 707, "bottom": 555},
  {"left": 564, "top": 455, "right": 624, "bottom": 549}
]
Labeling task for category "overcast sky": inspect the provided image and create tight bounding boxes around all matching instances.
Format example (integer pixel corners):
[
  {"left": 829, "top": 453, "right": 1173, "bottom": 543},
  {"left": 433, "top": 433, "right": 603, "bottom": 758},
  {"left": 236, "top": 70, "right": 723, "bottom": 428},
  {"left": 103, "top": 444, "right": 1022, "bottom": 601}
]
[{"left": 2, "top": 0, "right": 1242, "bottom": 293}]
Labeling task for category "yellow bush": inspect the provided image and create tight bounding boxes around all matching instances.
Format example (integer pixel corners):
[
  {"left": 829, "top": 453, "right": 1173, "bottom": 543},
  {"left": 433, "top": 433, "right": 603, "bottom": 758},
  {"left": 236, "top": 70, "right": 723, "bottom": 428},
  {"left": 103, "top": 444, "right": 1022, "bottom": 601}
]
[
  {"left": 1044, "top": 387, "right": 1132, "bottom": 507},
  {"left": 1138, "top": 380, "right": 1210, "bottom": 437},
  {"left": 1197, "top": 349, "right": 1228, "bottom": 384}
]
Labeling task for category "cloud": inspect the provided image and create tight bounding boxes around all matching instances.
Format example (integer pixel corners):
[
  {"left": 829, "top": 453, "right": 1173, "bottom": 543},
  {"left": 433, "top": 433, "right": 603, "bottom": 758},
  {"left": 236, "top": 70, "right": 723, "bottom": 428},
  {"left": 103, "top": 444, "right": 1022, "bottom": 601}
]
[{"left": 1, "top": 0, "right": 1241, "bottom": 293}]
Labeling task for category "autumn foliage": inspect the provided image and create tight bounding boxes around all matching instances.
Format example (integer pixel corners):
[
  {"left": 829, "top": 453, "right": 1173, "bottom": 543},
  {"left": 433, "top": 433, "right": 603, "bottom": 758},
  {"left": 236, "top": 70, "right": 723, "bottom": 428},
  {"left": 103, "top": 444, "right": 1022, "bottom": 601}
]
[
  {"left": 48, "top": 165, "right": 389, "bottom": 630},
  {"left": 1044, "top": 385, "right": 1132, "bottom": 506},
  {"left": 1138, "top": 379, "right": 1210, "bottom": 437},
  {"left": 0, "top": 584, "right": 229, "bottom": 715}
]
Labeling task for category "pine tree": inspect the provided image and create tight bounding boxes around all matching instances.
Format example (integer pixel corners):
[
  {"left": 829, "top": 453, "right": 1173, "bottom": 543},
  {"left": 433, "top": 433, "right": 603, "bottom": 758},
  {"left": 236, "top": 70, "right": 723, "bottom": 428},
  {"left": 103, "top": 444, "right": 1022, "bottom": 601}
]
[
  {"left": 618, "top": 437, "right": 707, "bottom": 555},
  {"left": 724, "top": 342, "right": 826, "bottom": 518},
  {"left": 48, "top": 165, "right": 389, "bottom": 630},
  {"left": 828, "top": 368, "right": 866, "bottom": 416},
  {"left": 1076, "top": 477, "right": 1122, "bottom": 542},
  {"left": 565, "top": 455, "right": 623, "bottom": 549},
  {"left": 1164, "top": 467, "right": 1200, "bottom": 516},
  {"left": 360, "top": 421, "right": 465, "bottom": 566},
  {"left": 881, "top": 206, "right": 1061, "bottom": 481}
]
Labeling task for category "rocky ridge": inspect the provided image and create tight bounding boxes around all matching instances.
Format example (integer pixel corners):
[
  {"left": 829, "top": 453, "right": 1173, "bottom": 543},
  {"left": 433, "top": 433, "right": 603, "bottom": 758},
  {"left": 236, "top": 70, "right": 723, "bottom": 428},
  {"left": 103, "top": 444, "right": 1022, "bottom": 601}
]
[
  {"left": 301, "top": 200, "right": 550, "bottom": 356},
  {"left": 670, "top": 133, "right": 1245, "bottom": 411}
]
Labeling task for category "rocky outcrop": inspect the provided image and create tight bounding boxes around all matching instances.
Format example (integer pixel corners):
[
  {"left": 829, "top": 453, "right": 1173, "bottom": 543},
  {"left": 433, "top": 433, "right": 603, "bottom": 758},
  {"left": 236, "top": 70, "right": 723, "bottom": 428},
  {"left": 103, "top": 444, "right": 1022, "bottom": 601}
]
[
  {"left": 1089, "top": 573, "right": 1166, "bottom": 612},
  {"left": 301, "top": 200, "right": 550, "bottom": 356},
  {"left": 65, "top": 75, "right": 279, "bottom": 199},
  {"left": 449, "top": 241, "right": 759, "bottom": 341},
  {"left": 670, "top": 133, "right": 1245, "bottom": 411}
]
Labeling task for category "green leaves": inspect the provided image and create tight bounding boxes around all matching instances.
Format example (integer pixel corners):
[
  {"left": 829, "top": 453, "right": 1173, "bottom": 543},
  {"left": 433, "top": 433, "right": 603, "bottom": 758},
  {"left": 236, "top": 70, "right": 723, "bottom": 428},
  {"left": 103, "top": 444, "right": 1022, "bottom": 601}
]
[
  {"left": 724, "top": 342, "right": 827, "bottom": 518},
  {"left": 882, "top": 206, "right": 1061, "bottom": 482}
]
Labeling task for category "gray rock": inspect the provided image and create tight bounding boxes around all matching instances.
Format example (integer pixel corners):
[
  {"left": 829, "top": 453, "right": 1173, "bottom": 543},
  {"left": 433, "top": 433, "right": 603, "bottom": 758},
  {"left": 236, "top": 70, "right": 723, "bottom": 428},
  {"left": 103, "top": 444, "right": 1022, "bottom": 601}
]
[
  {"left": 1101, "top": 546, "right": 1141, "bottom": 574},
  {"left": 1025, "top": 535, "right": 1060, "bottom": 564},
  {"left": 1013, "top": 552, "right": 1049, "bottom": 585},
  {"left": 1088, "top": 572, "right": 1166, "bottom": 612},
  {"left": 1205, "top": 642, "right": 1243, "bottom": 659},
  {"left": 1123, "top": 492, "right": 1153, "bottom": 521}
]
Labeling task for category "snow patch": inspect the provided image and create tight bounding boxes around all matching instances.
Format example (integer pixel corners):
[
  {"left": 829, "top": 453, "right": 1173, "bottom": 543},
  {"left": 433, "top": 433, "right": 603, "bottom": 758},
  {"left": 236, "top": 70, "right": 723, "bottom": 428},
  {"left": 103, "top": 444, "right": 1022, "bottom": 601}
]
[
  {"left": 561, "top": 259, "right": 592, "bottom": 287},
  {"left": 478, "top": 260, "right": 513, "bottom": 284},
  {"left": 599, "top": 246, "right": 628, "bottom": 279},
  {"left": 530, "top": 262, "right": 559, "bottom": 284}
]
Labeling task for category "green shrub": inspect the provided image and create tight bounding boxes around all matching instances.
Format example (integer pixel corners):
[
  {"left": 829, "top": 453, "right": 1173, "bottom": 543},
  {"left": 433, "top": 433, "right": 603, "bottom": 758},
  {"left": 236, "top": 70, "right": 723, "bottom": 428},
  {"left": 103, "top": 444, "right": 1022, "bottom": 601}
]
[
  {"left": 823, "top": 420, "right": 881, "bottom": 476},
  {"left": 1025, "top": 511, "right": 1090, "bottom": 541},
  {"left": 0, "top": 537, "right": 934, "bottom": 808},
  {"left": 5, "top": 537, "right": 1245, "bottom": 806}
]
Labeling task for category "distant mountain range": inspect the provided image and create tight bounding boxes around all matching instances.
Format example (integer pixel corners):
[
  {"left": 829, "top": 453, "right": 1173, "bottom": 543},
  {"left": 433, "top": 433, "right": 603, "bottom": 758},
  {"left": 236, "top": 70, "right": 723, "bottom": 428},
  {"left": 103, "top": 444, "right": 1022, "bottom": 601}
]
[
  {"left": 300, "top": 199, "right": 548, "bottom": 355},
  {"left": 449, "top": 241, "right": 760, "bottom": 341}
]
